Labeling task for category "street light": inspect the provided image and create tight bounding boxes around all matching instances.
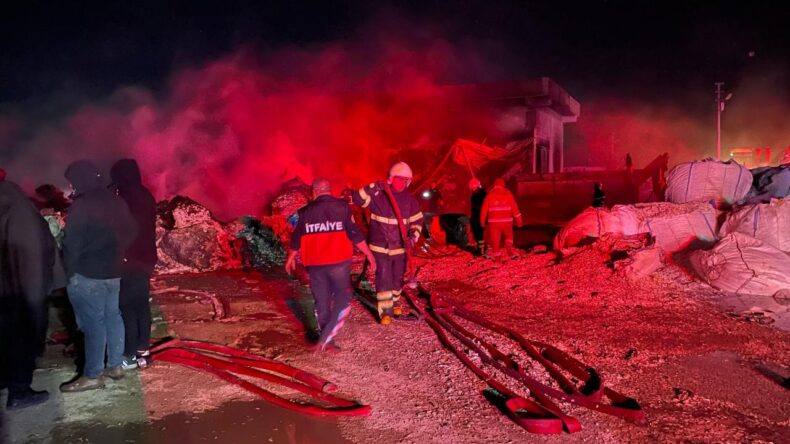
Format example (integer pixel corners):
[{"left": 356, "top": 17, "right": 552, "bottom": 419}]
[{"left": 715, "top": 82, "right": 733, "bottom": 161}]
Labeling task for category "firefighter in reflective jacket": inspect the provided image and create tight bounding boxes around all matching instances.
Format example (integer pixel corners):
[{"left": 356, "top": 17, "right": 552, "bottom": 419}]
[
  {"left": 352, "top": 162, "right": 423, "bottom": 325},
  {"left": 286, "top": 178, "right": 376, "bottom": 351},
  {"left": 480, "top": 178, "right": 523, "bottom": 259}
]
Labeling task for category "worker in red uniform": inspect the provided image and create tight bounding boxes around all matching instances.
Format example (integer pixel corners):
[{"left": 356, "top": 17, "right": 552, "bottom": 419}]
[
  {"left": 480, "top": 178, "right": 523, "bottom": 260},
  {"left": 353, "top": 162, "right": 423, "bottom": 325},
  {"left": 286, "top": 178, "right": 376, "bottom": 351}
]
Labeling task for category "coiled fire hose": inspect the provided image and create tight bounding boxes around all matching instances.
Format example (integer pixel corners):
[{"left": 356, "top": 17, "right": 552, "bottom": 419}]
[{"left": 150, "top": 338, "right": 371, "bottom": 417}]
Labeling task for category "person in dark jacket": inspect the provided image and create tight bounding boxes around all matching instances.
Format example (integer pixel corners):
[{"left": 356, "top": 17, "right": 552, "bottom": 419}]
[
  {"left": 109, "top": 159, "right": 157, "bottom": 369},
  {"left": 592, "top": 182, "right": 606, "bottom": 208},
  {"left": 468, "top": 178, "right": 487, "bottom": 255},
  {"left": 286, "top": 178, "right": 375, "bottom": 351},
  {"left": 60, "top": 160, "right": 136, "bottom": 392},
  {"left": 0, "top": 181, "right": 55, "bottom": 409},
  {"left": 352, "top": 162, "right": 423, "bottom": 324}
]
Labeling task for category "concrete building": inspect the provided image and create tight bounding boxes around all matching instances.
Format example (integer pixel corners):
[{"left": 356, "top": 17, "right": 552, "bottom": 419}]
[{"left": 455, "top": 77, "right": 581, "bottom": 174}]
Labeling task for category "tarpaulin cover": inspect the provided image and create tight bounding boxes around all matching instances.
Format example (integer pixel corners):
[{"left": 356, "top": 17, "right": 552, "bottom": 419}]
[
  {"left": 690, "top": 232, "right": 790, "bottom": 296},
  {"left": 719, "top": 197, "right": 790, "bottom": 253},
  {"left": 450, "top": 138, "right": 528, "bottom": 170},
  {"left": 744, "top": 166, "right": 790, "bottom": 204},
  {"left": 665, "top": 159, "right": 752, "bottom": 206}
]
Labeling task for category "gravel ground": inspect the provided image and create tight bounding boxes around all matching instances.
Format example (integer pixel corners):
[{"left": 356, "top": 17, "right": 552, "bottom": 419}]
[{"left": 5, "top": 246, "right": 786, "bottom": 443}]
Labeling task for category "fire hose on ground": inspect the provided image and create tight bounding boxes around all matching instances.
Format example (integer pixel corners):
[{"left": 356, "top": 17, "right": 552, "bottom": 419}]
[
  {"left": 402, "top": 286, "right": 646, "bottom": 434},
  {"left": 150, "top": 338, "right": 371, "bottom": 417}
]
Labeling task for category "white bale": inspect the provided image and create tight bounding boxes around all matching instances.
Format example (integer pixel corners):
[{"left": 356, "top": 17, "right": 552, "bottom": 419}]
[
  {"left": 720, "top": 197, "right": 790, "bottom": 253},
  {"left": 634, "top": 202, "right": 718, "bottom": 253},
  {"left": 554, "top": 207, "right": 610, "bottom": 251},
  {"left": 554, "top": 202, "right": 716, "bottom": 254},
  {"left": 690, "top": 232, "right": 790, "bottom": 296},
  {"left": 666, "top": 159, "right": 752, "bottom": 205}
]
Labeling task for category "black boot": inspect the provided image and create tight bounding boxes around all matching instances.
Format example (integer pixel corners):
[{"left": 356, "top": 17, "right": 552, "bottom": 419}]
[{"left": 6, "top": 387, "right": 50, "bottom": 410}]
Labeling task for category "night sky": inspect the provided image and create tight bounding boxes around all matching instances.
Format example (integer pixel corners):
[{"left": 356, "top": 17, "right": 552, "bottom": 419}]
[{"left": 2, "top": 1, "right": 787, "bottom": 105}]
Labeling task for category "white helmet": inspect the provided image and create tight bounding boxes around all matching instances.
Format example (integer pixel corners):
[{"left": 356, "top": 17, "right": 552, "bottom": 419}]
[{"left": 388, "top": 162, "right": 413, "bottom": 180}]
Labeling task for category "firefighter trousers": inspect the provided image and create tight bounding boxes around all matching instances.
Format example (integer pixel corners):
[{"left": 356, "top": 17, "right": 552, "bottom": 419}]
[
  {"left": 373, "top": 252, "right": 406, "bottom": 318},
  {"left": 486, "top": 222, "right": 515, "bottom": 256}
]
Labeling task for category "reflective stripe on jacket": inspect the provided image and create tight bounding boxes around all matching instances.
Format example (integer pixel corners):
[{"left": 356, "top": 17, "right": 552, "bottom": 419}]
[
  {"left": 352, "top": 182, "right": 423, "bottom": 255},
  {"left": 480, "top": 185, "right": 522, "bottom": 226}
]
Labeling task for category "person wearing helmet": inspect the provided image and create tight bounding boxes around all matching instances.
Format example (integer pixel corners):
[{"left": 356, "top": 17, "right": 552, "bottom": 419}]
[
  {"left": 352, "top": 162, "right": 423, "bottom": 324},
  {"left": 480, "top": 178, "right": 523, "bottom": 260},
  {"left": 468, "top": 178, "right": 487, "bottom": 255}
]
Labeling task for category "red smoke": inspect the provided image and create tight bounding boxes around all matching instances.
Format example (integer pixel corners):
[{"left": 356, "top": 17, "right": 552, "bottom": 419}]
[
  {"left": 3, "top": 40, "right": 496, "bottom": 219},
  {"left": 572, "top": 99, "right": 709, "bottom": 169}
]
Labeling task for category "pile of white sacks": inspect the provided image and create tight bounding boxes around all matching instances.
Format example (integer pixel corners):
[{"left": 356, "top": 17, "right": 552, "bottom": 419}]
[{"left": 555, "top": 159, "right": 790, "bottom": 298}]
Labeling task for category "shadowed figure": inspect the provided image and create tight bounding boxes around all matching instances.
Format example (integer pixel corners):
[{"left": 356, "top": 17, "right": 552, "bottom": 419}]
[{"left": 0, "top": 181, "right": 55, "bottom": 409}]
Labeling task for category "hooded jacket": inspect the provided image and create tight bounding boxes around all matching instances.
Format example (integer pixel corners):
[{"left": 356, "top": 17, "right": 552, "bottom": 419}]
[
  {"left": 62, "top": 160, "right": 136, "bottom": 279},
  {"left": 0, "top": 181, "right": 55, "bottom": 350},
  {"left": 110, "top": 159, "right": 157, "bottom": 274}
]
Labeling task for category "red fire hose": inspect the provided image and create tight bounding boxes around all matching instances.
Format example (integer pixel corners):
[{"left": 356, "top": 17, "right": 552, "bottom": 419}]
[
  {"left": 403, "top": 286, "right": 646, "bottom": 434},
  {"left": 150, "top": 338, "right": 371, "bottom": 417}
]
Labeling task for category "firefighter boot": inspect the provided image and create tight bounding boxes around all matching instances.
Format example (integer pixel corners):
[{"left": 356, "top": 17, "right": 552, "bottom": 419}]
[
  {"left": 376, "top": 291, "right": 394, "bottom": 325},
  {"left": 392, "top": 290, "right": 410, "bottom": 317}
]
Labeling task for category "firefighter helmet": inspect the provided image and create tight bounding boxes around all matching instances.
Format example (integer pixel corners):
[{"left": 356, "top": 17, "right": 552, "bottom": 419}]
[
  {"left": 388, "top": 162, "right": 413, "bottom": 180},
  {"left": 468, "top": 178, "right": 481, "bottom": 190}
]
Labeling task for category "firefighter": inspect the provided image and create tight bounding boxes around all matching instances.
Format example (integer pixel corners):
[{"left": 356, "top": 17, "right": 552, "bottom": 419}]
[
  {"left": 468, "top": 178, "right": 487, "bottom": 255},
  {"left": 480, "top": 178, "right": 523, "bottom": 260},
  {"left": 286, "top": 178, "right": 376, "bottom": 351},
  {"left": 352, "top": 162, "right": 423, "bottom": 325}
]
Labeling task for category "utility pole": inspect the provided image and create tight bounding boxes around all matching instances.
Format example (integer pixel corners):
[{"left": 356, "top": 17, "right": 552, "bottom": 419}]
[{"left": 715, "top": 82, "right": 724, "bottom": 161}]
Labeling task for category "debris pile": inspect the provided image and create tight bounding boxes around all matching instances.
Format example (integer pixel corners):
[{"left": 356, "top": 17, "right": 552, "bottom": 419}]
[
  {"left": 155, "top": 196, "right": 243, "bottom": 274},
  {"left": 554, "top": 159, "right": 790, "bottom": 327},
  {"left": 236, "top": 216, "right": 287, "bottom": 268}
]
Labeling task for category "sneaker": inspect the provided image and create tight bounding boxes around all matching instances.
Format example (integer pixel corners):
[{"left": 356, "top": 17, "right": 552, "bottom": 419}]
[
  {"left": 60, "top": 376, "right": 105, "bottom": 393},
  {"left": 121, "top": 357, "right": 139, "bottom": 371},
  {"left": 6, "top": 388, "right": 49, "bottom": 410},
  {"left": 136, "top": 356, "right": 149, "bottom": 369},
  {"left": 103, "top": 366, "right": 125, "bottom": 380},
  {"left": 380, "top": 315, "right": 393, "bottom": 325}
]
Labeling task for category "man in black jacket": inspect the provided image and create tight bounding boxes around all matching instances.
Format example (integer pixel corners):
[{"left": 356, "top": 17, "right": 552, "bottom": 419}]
[
  {"left": 110, "top": 159, "right": 157, "bottom": 368},
  {"left": 0, "top": 181, "right": 55, "bottom": 409},
  {"left": 60, "top": 160, "right": 136, "bottom": 392}
]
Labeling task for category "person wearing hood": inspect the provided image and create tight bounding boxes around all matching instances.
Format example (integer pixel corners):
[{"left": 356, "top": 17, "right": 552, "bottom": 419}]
[
  {"left": 60, "top": 160, "right": 136, "bottom": 392},
  {"left": 0, "top": 181, "right": 55, "bottom": 409},
  {"left": 110, "top": 159, "right": 157, "bottom": 369}
]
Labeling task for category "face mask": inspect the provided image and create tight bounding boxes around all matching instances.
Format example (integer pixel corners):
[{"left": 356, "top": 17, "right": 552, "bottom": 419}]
[{"left": 391, "top": 177, "right": 408, "bottom": 192}]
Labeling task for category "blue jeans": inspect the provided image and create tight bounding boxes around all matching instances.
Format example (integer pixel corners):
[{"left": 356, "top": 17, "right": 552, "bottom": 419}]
[{"left": 67, "top": 274, "right": 124, "bottom": 378}]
